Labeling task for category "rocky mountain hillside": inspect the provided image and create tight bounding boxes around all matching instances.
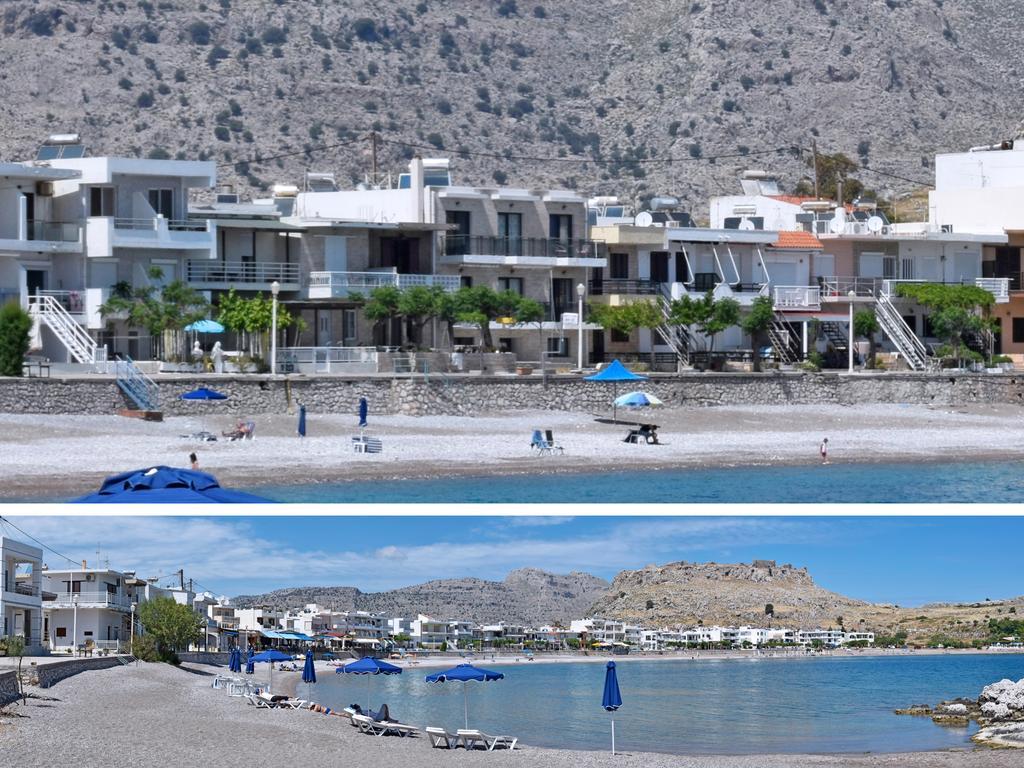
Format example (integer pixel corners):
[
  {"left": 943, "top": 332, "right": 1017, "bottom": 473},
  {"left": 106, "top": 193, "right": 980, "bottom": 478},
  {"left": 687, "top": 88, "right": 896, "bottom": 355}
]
[
  {"left": 233, "top": 568, "right": 610, "bottom": 625},
  {"left": 589, "top": 559, "right": 1024, "bottom": 643},
  {"left": 1, "top": 1, "right": 1020, "bottom": 208}
]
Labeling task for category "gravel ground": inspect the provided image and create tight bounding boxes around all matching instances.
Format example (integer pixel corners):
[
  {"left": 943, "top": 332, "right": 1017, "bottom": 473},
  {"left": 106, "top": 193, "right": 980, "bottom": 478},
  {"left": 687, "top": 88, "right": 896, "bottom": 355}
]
[
  {"left": 1, "top": 403, "right": 1023, "bottom": 499},
  {"left": 0, "top": 663, "right": 1019, "bottom": 767}
]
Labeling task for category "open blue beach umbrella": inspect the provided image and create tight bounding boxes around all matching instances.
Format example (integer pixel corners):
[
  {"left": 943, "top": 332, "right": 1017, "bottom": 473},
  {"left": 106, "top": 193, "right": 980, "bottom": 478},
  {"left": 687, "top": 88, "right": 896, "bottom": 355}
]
[
  {"left": 298, "top": 403, "right": 307, "bottom": 437},
  {"left": 358, "top": 396, "right": 368, "bottom": 427},
  {"left": 585, "top": 359, "right": 648, "bottom": 421},
  {"left": 425, "top": 663, "right": 505, "bottom": 729},
  {"left": 245, "top": 649, "right": 255, "bottom": 675},
  {"left": 179, "top": 386, "right": 228, "bottom": 401},
  {"left": 613, "top": 391, "right": 663, "bottom": 408},
  {"left": 185, "top": 319, "right": 225, "bottom": 333},
  {"left": 602, "top": 661, "right": 623, "bottom": 755},
  {"left": 251, "top": 649, "right": 292, "bottom": 693},
  {"left": 338, "top": 656, "right": 402, "bottom": 711},
  {"left": 302, "top": 649, "right": 316, "bottom": 700},
  {"left": 72, "top": 466, "right": 272, "bottom": 503}
]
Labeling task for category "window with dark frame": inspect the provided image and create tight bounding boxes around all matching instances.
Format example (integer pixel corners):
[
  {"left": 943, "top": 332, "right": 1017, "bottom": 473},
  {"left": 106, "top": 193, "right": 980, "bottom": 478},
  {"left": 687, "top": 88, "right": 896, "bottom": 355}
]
[
  {"left": 610, "top": 253, "right": 629, "bottom": 279},
  {"left": 1013, "top": 318, "right": 1024, "bottom": 344}
]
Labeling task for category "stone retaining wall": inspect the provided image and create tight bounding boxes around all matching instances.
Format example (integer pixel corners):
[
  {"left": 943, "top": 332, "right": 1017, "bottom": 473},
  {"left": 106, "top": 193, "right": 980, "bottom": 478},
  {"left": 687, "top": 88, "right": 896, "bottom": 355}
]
[
  {"left": 178, "top": 651, "right": 230, "bottom": 666},
  {"left": 1, "top": 371, "right": 1023, "bottom": 416},
  {"left": 33, "top": 656, "right": 129, "bottom": 688},
  {"left": 0, "top": 669, "right": 19, "bottom": 706}
]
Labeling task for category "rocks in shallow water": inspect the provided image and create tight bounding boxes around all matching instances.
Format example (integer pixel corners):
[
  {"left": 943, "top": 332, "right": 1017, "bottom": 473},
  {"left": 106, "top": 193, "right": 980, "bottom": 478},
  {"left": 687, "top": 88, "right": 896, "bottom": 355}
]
[
  {"left": 898, "top": 678, "right": 1024, "bottom": 748},
  {"left": 974, "top": 721, "right": 1024, "bottom": 748},
  {"left": 894, "top": 705, "right": 933, "bottom": 716}
]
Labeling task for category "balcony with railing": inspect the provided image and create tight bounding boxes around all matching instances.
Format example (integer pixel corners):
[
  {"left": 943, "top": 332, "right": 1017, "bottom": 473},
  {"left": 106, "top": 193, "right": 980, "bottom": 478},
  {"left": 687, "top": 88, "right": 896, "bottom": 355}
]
[
  {"left": 589, "top": 279, "right": 660, "bottom": 296},
  {"left": 44, "top": 591, "right": 133, "bottom": 610},
  {"left": 186, "top": 260, "right": 301, "bottom": 290},
  {"left": 441, "top": 236, "right": 606, "bottom": 268},
  {"left": 305, "top": 271, "right": 461, "bottom": 300},
  {"left": 773, "top": 285, "right": 821, "bottom": 310},
  {"left": 0, "top": 219, "right": 82, "bottom": 252},
  {"left": 86, "top": 216, "right": 215, "bottom": 257}
]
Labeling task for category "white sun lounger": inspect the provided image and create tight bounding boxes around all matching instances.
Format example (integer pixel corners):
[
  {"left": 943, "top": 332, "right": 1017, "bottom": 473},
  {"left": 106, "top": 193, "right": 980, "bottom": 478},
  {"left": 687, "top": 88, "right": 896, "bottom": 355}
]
[
  {"left": 380, "top": 721, "right": 420, "bottom": 737},
  {"left": 457, "top": 729, "right": 518, "bottom": 751},
  {"left": 352, "top": 714, "right": 387, "bottom": 735},
  {"left": 245, "top": 692, "right": 274, "bottom": 709},
  {"left": 426, "top": 726, "right": 457, "bottom": 748}
]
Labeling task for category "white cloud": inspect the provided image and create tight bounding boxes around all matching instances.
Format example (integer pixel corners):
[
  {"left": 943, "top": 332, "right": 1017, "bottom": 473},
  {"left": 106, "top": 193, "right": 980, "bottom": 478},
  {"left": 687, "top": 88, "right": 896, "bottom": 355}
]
[{"left": 3, "top": 516, "right": 833, "bottom": 595}]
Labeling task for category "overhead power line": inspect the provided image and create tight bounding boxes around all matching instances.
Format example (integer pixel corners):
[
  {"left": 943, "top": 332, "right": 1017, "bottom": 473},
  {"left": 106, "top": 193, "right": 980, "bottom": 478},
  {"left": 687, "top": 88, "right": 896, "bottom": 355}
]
[{"left": 0, "top": 515, "right": 81, "bottom": 568}]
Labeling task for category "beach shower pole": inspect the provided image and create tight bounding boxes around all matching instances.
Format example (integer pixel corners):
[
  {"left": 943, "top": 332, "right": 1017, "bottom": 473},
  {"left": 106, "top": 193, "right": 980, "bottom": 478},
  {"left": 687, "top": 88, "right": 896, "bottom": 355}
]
[
  {"left": 576, "top": 282, "right": 586, "bottom": 370},
  {"left": 270, "top": 281, "right": 280, "bottom": 375}
]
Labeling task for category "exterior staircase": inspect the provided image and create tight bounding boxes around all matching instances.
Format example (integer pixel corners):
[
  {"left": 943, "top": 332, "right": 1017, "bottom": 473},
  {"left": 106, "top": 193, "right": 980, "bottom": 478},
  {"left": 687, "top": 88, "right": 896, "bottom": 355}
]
[
  {"left": 654, "top": 286, "right": 691, "bottom": 369},
  {"left": 28, "top": 294, "right": 100, "bottom": 364},
  {"left": 874, "top": 291, "right": 931, "bottom": 370},
  {"left": 115, "top": 355, "right": 159, "bottom": 411},
  {"left": 767, "top": 314, "right": 800, "bottom": 364},
  {"left": 820, "top": 321, "right": 850, "bottom": 360}
]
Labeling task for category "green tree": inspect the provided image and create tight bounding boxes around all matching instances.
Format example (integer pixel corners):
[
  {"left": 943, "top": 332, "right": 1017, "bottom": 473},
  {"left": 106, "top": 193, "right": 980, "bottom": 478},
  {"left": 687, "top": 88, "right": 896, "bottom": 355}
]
[
  {"left": 216, "top": 288, "right": 294, "bottom": 363},
  {"left": 672, "top": 292, "right": 740, "bottom": 353},
  {"left": 363, "top": 285, "right": 403, "bottom": 346},
  {"left": 397, "top": 285, "right": 439, "bottom": 346},
  {"left": 0, "top": 302, "right": 33, "bottom": 376},
  {"left": 6, "top": 635, "right": 26, "bottom": 703},
  {"left": 741, "top": 296, "right": 775, "bottom": 371},
  {"left": 894, "top": 283, "right": 996, "bottom": 366},
  {"left": 434, "top": 289, "right": 462, "bottom": 349},
  {"left": 137, "top": 597, "right": 203, "bottom": 659},
  {"left": 455, "top": 285, "right": 503, "bottom": 350},
  {"left": 853, "top": 309, "right": 880, "bottom": 368},
  {"left": 514, "top": 296, "right": 547, "bottom": 367}
]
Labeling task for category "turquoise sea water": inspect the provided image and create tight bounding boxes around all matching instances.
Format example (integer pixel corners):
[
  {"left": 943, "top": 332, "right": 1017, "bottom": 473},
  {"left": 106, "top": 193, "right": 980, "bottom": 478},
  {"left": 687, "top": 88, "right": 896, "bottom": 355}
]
[
  {"left": 255, "top": 459, "right": 1024, "bottom": 503},
  {"left": 303, "top": 654, "right": 1024, "bottom": 754}
]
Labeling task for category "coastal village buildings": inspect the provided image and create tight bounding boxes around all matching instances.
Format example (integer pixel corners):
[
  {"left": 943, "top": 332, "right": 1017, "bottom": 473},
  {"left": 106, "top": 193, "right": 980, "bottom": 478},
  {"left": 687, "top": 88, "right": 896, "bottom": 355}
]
[{"left": 1, "top": 537, "right": 44, "bottom": 654}]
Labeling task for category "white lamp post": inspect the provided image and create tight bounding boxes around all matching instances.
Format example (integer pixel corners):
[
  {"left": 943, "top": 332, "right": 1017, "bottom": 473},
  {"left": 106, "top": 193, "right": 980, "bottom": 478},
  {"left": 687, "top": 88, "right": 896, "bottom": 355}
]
[
  {"left": 270, "top": 281, "right": 280, "bottom": 375},
  {"left": 130, "top": 603, "right": 135, "bottom": 656},
  {"left": 848, "top": 290, "right": 856, "bottom": 373},
  {"left": 576, "top": 282, "right": 586, "bottom": 370}
]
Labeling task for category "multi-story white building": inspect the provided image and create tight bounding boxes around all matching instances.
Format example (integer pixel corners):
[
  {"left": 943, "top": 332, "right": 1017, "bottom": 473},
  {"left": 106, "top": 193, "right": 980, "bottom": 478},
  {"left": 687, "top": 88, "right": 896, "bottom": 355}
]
[
  {"left": 235, "top": 607, "right": 285, "bottom": 632},
  {"left": 1, "top": 537, "right": 44, "bottom": 654},
  {"left": 798, "top": 628, "right": 848, "bottom": 647},
  {"left": 41, "top": 566, "right": 137, "bottom": 653}
]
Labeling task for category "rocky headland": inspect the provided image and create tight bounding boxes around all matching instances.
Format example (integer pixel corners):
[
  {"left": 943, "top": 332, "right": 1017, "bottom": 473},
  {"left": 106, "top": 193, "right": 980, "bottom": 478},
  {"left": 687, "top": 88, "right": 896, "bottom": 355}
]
[{"left": 896, "top": 677, "right": 1024, "bottom": 748}]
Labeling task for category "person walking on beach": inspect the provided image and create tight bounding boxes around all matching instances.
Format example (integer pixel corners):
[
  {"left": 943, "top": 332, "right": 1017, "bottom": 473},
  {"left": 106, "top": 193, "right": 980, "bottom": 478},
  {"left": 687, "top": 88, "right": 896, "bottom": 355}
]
[
  {"left": 189, "top": 452, "right": 199, "bottom": 471},
  {"left": 819, "top": 438, "right": 829, "bottom": 465}
]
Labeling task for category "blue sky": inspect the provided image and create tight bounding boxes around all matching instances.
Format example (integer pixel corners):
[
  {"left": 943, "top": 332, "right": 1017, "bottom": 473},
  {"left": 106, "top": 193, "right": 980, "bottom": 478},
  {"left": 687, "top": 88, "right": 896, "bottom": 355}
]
[{"left": 4, "top": 516, "right": 1021, "bottom": 605}]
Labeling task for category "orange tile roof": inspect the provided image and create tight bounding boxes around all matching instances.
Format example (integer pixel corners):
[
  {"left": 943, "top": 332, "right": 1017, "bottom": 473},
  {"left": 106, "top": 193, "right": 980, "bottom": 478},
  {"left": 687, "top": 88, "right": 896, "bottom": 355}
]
[{"left": 772, "top": 231, "right": 823, "bottom": 249}]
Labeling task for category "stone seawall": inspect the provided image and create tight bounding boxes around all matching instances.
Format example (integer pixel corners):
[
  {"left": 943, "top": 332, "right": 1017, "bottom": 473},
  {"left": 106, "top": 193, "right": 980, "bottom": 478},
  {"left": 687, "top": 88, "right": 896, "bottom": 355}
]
[
  {"left": 0, "top": 669, "right": 19, "bottom": 706},
  {"left": 1, "top": 371, "right": 1023, "bottom": 416},
  {"left": 33, "top": 656, "right": 129, "bottom": 688},
  {"left": 178, "top": 651, "right": 230, "bottom": 666}
]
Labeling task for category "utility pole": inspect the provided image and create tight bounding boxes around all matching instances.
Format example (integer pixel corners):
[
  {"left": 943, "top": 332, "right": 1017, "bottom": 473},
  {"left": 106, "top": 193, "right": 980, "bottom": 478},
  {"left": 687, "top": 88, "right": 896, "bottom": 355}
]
[
  {"left": 178, "top": 569, "right": 184, "bottom": 591},
  {"left": 811, "top": 138, "right": 820, "bottom": 199}
]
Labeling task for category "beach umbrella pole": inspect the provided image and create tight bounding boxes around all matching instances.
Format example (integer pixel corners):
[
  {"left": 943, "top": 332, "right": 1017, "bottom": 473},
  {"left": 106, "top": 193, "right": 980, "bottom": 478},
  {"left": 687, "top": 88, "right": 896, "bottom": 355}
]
[
  {"left": 611, "top": 718, "right": 615, "bottom": 755},
  {"left": 464, "top": 683, "right": 469, "bottom": 730}
]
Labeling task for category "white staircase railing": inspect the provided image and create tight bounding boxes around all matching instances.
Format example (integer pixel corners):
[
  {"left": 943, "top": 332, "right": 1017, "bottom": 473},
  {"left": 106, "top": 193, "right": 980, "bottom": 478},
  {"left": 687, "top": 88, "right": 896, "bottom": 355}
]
[
  {"left": 29, "top": 294, "right": 98, "bottom": 364},
  {"left": 655, "top": 285, "right": 691, "bottom": 368},
  {"left": 768, "top": 314, "right": 798, "bottom": 364},
  {"left": 874, "top": 292, "right": 930, "bottom": 370}
]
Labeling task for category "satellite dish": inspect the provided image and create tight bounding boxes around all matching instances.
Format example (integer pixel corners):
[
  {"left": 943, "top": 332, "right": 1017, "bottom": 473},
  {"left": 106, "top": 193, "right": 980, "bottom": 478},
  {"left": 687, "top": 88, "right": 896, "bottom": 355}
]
[
  {"left": 828, "top": 214, "right": 844, "bottom": 234},
  {"left": 867, "top": 216, "right": 884, "bottom": 233},
  {"left": 739, "top": 218, "right": 756, "bottom": 231},
  {"left": 634, "top": 211, "right": 653, "bottom": 227}
]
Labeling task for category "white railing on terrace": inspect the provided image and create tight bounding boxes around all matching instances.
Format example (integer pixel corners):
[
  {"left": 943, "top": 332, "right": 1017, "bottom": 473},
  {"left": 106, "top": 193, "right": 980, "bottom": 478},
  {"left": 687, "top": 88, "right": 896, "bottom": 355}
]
[
  {"left": 277, "top": 346, "right": 378, "bottom": 374},
  {"left": 28, "top": 294, "right": 99, "bottom": 364},
  {"left": 975, "top": 277, "right": 1010, "bottom": 303},
  {"left": 114, "top": 217, "right": 210, "bottom": 233},
  {"left": 307, "top": 271, "right": 461, "bottom": 295},
  {"left": 3, "top": 581, "right": 40, "bottom": 597},
  {"left": 38, "top": 289, "right": 86, "bottom": 314},
  {"left": 186, "top": 260, "right": 301, "bottom": 284},
  {"left": 45, "top": 591, "right": 133, "bottom": 609},
  {"left": 819, "top": 277, "right": 881, "bottom": 298},
  {"left": 114, "top": 218, "right": 159, "bottom": 230},
  {"left": 773, "top": 285, "right": 821, "bottom": 310}
]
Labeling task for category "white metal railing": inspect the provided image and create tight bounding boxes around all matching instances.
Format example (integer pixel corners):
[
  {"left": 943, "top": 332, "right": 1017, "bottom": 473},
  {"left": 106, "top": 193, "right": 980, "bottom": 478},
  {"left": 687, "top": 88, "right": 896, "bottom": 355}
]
[
  {"left": 277, "top": 346, "right": 378, "bottom": 373},
  {"left": 307, "top": 271, "right": 460, "bottom": 295},
  {"left": 976, "top": 277, "right": 1010, "bottom": 303},
  {"left": 168, "top": 219, "right": 208, "bottom": 232},
  {"left": 45, "top": 591, "right": 133, "bottom": 609},
  {"left": 880, "top": 279, "right": 925, "bottom": 298},
  {"left": 876, "top": 292, "right": 930, "bottom": 370},
  {"left": 94, "top": 640, "right": 124, "bottom": 651},
  {"left": 773, "top": 286, "right": 821, "bottom": 309},
  {"left": 113, "top": 218, "right": 158, "bottom": 230},
  {"left": 819, "top": 277, "right": 881, "bottom": 298},
  {"left": 187, "top": 260, "right": 301, "bottom": 284},
  {"left": 39, "top": 289, "right": 85, "bottom": 313},
  {"left": 29, "top": 294, "right": 98, "bottom": 364}
]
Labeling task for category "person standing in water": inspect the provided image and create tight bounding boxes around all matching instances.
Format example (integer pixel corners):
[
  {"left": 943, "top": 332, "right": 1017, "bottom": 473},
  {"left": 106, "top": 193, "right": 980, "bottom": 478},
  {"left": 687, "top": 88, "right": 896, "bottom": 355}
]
[
  {"left": 819, "top": 438, "right": 829, "bottom": 465},
  {"left": 189, "top": 452, "right": 199, "bottom": 470}
]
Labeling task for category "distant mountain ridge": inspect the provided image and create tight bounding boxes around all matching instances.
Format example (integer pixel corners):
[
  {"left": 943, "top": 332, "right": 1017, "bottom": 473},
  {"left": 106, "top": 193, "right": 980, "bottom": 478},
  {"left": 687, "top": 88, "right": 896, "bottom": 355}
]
[
  {"left": 233, "top": 568, "right": 611, "bottom": 625},
  {"left": 1, "top": 1, "right": 1020, "bottom": 206}
]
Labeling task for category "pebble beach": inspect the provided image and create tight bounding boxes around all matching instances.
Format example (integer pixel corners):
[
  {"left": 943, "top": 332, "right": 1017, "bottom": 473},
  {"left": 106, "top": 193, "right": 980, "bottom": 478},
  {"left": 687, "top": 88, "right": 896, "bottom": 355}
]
[
  {"left": 1, "top": 402, "right": 1023, "bottom": 499},
  {"left": 1, "top": 662, "right": 1021, "bottom": 768}
]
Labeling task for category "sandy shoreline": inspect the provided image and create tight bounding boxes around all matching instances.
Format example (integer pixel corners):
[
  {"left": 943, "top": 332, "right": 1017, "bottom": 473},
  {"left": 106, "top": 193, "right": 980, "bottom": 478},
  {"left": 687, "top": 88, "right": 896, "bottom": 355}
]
[
  {"left": 2, "top": 403, "right": 1023, "bottom": 500},
  {"left": 1, "top": 661, "right": 1019, "bottom": 767}
]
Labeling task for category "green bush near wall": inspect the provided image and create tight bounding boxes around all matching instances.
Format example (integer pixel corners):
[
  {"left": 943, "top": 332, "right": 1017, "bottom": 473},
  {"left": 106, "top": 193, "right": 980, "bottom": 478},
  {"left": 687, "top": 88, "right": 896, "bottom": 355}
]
[{"left": 0, "top": 302, "right": 32, "bottom": 376}]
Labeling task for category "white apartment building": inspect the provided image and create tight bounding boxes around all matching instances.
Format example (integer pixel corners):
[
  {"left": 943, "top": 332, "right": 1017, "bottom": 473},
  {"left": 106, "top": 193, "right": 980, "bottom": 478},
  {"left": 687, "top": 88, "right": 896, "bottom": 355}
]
[
  {"left": 41, "top": 566, "right": 138, "bottom": 653},
  {"left": 235, "top": 607, "right": 285, "bottom": 632},
  {"left": 798, "top": 629, "right": 847, "bottom": 647},
  {"left": 570, "top": 618, "right": 626, "bottom": 645},
  {"left": 332, "top": 610, "right": 387, "bottom": 649},
  {"left": 1, "top": 537, "right": 44, "bottom": 654}
]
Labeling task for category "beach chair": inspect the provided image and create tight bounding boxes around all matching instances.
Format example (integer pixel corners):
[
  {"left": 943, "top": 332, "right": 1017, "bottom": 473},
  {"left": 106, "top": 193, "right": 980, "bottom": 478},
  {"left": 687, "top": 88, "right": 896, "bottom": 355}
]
[
  {"left": 352, "top": 713, "right": 388, "bottom": 735},
  {"left": 530, "top": 429, "right": 551, "bottom": 455},
  {"left": 544, "top": 429, "right": 565, "bottom": 454},
  {"left": 380, "top": 721, "right": 420, "bottom": 737},
  {"left": 245, "top": 692, "right": 274, "bottom": 708},
  {"left": 352, "top": 435, "right": 382, "bottom": 453},
  {"left": 276, "top": 698, "right": 309, "bottom": 710},
  {"left": 426, "top": 726, "right": 457, "bottom": 749},
  {"left": 457, "top": 729, "right": 518, "bottom": 751},
  {"left": 226, "top": 681, "right": 248, "bottom": 697}
]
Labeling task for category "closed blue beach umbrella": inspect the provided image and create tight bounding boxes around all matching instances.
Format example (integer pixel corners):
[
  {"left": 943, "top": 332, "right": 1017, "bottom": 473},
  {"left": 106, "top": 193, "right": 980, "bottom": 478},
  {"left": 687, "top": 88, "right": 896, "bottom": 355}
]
[
  {"left": 302, "top": 648, "right": 316, "bottom": 700},
  {"left": 337, "top": 656, "right": 402, "bottom": 712},
  {"left": 297, "top": 403, "right": 307, "bottom": 437},
  {"left": 229, "top": 648, "right": 240, "bottom": 673},
  {"left": 72, "top": 466, "right": 272, "bottom": 503},
  {"left": 425, "top": 663, "right": 505, "bottom": 730},
  {"left": 602, "top": 661, "right": 623, "bottom": 755},
  {"left": 358, "top": 396, "right": 368, "bottom": 427},
  {"left": 245, "top": 648, "right": 255, "bottom": 676}
]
